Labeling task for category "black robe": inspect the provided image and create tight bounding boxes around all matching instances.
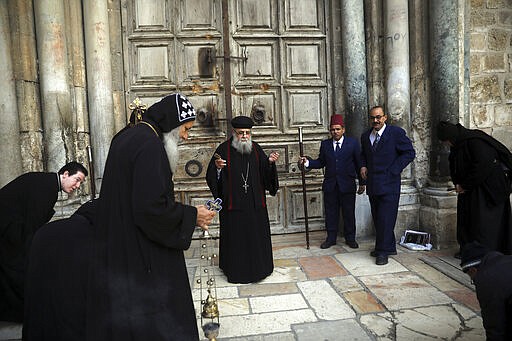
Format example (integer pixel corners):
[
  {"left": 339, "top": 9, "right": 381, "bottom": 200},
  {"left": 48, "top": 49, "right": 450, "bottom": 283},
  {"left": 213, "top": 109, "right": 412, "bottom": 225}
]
[
  {"left": 449, "top": 136, "right": 512, "bottom": 254},
  {"left": 23, "top": 200, "right": 96, "bottom": 341},
  {"left": 0, "top": 172, "right": 59, "bottom": 322},
  {"left": 473, "top": 251, "right": 512, "bottom": 340},
  {"left": 206, "top": 138, "right": 278, "bottom": 284},
  {"left": 86, "top": 123, "right": 199, "bottom": 340}
]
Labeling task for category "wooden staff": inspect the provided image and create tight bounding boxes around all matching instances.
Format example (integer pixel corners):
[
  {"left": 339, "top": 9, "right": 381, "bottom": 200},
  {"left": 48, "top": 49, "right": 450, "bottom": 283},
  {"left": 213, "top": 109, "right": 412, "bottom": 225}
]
[
  {"left": 87, "top": 145, "right": 96, "bottom": 199},
  {"left": 298, "top": 127, "right": 310, "bottom": 249}
]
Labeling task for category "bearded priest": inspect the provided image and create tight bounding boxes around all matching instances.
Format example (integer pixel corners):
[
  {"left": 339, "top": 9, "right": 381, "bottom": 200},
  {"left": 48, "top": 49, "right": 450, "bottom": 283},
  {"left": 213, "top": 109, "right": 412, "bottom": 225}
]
[
  {"left": 206, "top": 116, "right": 279, "bottom": 284},
  {"left": 85, "top": 93, "right": 216, "bottom": 340}
]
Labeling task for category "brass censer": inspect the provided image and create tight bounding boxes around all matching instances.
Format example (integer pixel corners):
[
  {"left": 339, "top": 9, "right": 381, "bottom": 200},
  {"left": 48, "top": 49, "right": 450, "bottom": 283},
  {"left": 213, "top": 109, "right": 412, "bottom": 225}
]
[{"left": 198, "top": 198, "right": 223, "bottom": 340}]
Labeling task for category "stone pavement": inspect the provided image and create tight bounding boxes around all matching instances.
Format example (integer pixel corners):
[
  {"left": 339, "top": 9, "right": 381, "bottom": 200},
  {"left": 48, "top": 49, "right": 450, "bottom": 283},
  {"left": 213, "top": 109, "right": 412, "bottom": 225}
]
[
  {"left": 0, "top": 231, "right": 485, "bottom": 341},
  {"left": 187, "top": 231, "right": 485, "bottom": 341}
]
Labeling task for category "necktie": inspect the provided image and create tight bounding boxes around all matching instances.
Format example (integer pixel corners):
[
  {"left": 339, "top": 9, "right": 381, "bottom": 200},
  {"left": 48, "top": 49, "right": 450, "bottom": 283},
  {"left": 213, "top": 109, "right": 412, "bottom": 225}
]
[
  {"left": 373, "top": 133, "right": 380, "bottom": 149},
  {"left": 335, "top": 142, "right": 341, "bottom": 153}
]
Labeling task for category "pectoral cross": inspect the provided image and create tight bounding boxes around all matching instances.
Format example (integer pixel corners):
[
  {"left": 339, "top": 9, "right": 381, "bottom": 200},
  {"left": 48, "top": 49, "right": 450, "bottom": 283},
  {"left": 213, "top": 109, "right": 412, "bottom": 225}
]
[{"left": 242, "top": 182, "right": 249, "bottom": 193}]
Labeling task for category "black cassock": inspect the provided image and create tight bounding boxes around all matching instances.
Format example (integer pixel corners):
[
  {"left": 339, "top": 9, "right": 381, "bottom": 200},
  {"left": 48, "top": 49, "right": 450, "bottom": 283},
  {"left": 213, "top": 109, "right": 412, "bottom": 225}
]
[
  {"left": 0, "top": 172, "right": 59, "bottom": 322},
  {"left": 449, "top": 135, "right": 512, "bottom": 254},
  {"left": 23, "top": 200, "right": 96, "bottom": 341},
  {"left": 206, "top": 138, "right": 279, "bottom": 284},
  {"left": 86, "top": 123, "right": 199, "bottom": 340}
]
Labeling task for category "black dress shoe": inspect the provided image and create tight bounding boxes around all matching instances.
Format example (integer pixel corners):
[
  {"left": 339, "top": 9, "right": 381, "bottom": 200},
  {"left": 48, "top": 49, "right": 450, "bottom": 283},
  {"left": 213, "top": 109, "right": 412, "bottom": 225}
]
[
  {"left": 370, "top": 250, "right": 397, "bottom": 257},
  {"left": 346, "top": 240, "right": 359, "bottom": 249},
  {"left": 376, "top": 255, "right": 388, "bottom": 265},
  {"left": 320, "top": 240, "right": 336, "bottom": 249}
]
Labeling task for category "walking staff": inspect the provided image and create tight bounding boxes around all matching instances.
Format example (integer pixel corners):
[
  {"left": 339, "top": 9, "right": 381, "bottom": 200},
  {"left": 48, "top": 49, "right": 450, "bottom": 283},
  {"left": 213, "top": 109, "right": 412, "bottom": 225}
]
[{"left": 298, "top": 127, "right": 310, "bottom": 249}]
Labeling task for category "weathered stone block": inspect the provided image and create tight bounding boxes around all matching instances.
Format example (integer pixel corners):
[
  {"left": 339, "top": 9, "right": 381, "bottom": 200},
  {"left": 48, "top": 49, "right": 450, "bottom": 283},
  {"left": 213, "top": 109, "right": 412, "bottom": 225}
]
[
  {"left": 470, "top": 10, "right": 496, "bottom": 28},
  {"left": 498, "top": 10, "right": 512, "bottom": 25},
  {"left": 495, "top": 104, "right": 512, "bottom": 124},
  {"left": 487, "top": 0, "right": 504, "bottom": 9},
  {"left": 470, "top": 54, "right": 482, "bottom": 75},
  {"left": 471, "top": 104, "right": 494, "bottom": 127},
  {"left": 471, "top": 0, "right": 485, "bottom": 8},
  {"left": 504, "top": 78, "right": 512, "bottom": 101},
  {"left": 470, "top": 76, "right": 502, "bottom": 103},
  {"left": 488, "top": 28, "right": 509, "bottom": 50},
  {"left": 482, "top": 53, "right": 506, "bottom": 72},
  {"left": 470, "top": 33, "right": 487, "bottom": 50},
  {"left": 492, "top": 128, "right": 512, "bottom": 149}
]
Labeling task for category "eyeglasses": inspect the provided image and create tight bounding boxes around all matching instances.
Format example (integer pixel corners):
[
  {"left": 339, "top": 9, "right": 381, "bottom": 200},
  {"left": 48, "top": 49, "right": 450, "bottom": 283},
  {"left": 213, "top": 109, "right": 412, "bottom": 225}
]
[
  {"left": 234, "top": 130, "right": 251, "bottom": 136},
  {"left": 369, "top": 115, "right": 384, "bottom": 121}
]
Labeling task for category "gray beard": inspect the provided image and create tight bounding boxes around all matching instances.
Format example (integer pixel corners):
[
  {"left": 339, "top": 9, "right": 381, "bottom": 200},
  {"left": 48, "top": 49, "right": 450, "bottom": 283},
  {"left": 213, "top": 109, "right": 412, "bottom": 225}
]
[
  {"left": 231, "top": 133, "right": 252, "bottom": 154},
  {"left": 163, "top": 128, "right": 181, "bottom": 174}
]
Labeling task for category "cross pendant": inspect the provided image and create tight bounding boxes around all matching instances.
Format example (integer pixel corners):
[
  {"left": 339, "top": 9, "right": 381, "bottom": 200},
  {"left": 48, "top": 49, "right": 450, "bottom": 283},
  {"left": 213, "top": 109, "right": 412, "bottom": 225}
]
[{"left": 243, "top": 183, "right": 249, "bottom": 193}]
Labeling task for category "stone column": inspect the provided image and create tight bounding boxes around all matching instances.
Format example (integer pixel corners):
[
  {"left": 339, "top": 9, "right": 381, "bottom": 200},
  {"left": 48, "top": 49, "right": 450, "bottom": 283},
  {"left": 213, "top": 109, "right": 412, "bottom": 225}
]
[
  {"left": 364, "top": 0, "right": 385, "bottom": 107},
  {"left": 83, "top": 0, "right": 115, "bottom": 191},
  {"left": 0, "top": 0, "right": 22, "bottom": 186},
  {"left": 429, "top": 0, "right": 460, "bottom": 182},
  {"left": 65, "top": 0, "right": 92, "bottom": 198},
  {"left": 409, "top": 0, "right": 431, "bottom": 188},
  {"left": 34, "top": 0, "right": 73, "bottom": 172},
  {"left": 421, "top": 0, "right": 461, "bottom": 249},
  {"left": 383, "top": 0, "right": 410, "bottom": 129},
  {"left": 340, "top": 0, "right": 368, "bottom": 140},
  {"left": 108, "top": 0, "right": 128, "bottom": 134},
  {"left": 383, "top": 0, "right": 419, "bottom": 239},
  {"left": 8, "top": 0, "right": 44, "bottom": 172}
]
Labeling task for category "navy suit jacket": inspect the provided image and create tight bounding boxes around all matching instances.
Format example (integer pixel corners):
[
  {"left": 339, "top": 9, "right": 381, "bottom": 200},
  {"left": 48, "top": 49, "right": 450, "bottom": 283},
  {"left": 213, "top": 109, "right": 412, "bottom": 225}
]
[
  {"left": 308, "top": 137, "right": 364, "bottom": 193},
  {"left": 360, "top": 125, "right": 415, "bottom": 195}
]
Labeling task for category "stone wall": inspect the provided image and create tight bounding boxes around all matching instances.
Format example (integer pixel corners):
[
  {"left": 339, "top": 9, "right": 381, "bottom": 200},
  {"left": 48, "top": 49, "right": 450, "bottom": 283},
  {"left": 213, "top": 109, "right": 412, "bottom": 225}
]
[{"left": 469, "top": 0, "right": 512, "bottom": 147}]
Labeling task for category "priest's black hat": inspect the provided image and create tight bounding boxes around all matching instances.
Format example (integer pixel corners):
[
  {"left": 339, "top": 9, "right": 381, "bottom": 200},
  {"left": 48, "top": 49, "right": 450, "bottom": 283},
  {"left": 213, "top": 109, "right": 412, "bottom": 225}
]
[
  {"left": 460, "top": 241, "right": 490, "bottom": 272},
  {"left": 144, "top": 93, "right": 196, "bottom": 133},
  {"left": 231, "top": 116, "right": 254, "bottom": 129}
]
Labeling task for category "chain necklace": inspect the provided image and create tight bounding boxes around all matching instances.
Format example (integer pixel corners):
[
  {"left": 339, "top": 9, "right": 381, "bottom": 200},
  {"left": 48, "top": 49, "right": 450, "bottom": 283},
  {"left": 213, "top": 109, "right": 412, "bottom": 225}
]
[{"left": 241, "top": 162, "right": 250, "bottom": 194}]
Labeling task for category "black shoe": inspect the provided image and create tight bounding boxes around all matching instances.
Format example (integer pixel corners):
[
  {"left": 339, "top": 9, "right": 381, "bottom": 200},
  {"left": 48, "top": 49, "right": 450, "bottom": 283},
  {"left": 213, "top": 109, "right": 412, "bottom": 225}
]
[
  {"left": 346, "top": 240, "right": 359, "bottom": 249},
  {"left": 454, "top": 251, "right": 461, "bottom": 259},
  {"left": 376, "top": 255, "right": 388, "bottom": 265},
  {"left": 370, "top": 250, "right": 397, "bottom": 257},
  {"left": 320, "top": 240, "right": 336, "bottom": 249}
]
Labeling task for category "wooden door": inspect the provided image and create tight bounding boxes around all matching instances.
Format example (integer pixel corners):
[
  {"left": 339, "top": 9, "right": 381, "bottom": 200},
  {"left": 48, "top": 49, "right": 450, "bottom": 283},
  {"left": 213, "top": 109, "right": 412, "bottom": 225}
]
[{"left": 122, "top": 0, "right": 332, "bottom": 234}]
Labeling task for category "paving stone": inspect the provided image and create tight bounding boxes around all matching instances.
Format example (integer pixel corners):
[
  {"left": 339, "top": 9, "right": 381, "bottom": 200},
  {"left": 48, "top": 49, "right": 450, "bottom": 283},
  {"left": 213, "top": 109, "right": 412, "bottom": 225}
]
[
  {"left": 330, "top": 274, "right": 363, "bottom": 292},
  {"left": 220, "top": 332, "right": 296, "bottom": 340},
  {"left": 192, "top": 286, "right": 239, "bottom": 301},
  {"left": 273, "top": 245, "right": 346, "bottom": 259},
  {"left": 274, "top": 258, "right": 299, "bottom": 267},
  {"left": 299, "top": 255, "right": 348, "bottom": 279},
  {"left": 239, "top": 282, "right": 299, "bottom": 297},
  {"left": 394, "top": 306, "right": 463, "bottom": 339},
  {"left": 0, "top": 322, "right": 21, "bottom": 341},
  {"left": 215, "top": 309, "right": 317, "bottom": 338},
  {"left": 334, "top": 251, "right": 408, "bottom": 276},
  {"left": 359, "top": 312, "right": 395, "bottom": 339},
  {"left": 292, "top": 319, "right": 372, "bottom": 341},
  {"left": 407, "top": 262, "right": 466, "bottom": 291},
  {"left": 444, "top": 288, "right": 480, "bottom": 311},
  {"left": 360, "top": 273, "right": 453, "bottom": 310},
  {"left": 217, "top": 298, "right": 251, "bottom": 316},
  {"left": 452, "top": 303, "right": 480, "bottom": 321},
  {"left": 344, "top": 290, "right": 386, "bottom": 314},
  {"left": 258, "top": 265, "right": 307, "bottom": 284},
  {"left": 250, "top": 293, "right": 308, "bottom": 313},
  {"left": 298, "top": 280, "right": 355, "bottom": 320}
]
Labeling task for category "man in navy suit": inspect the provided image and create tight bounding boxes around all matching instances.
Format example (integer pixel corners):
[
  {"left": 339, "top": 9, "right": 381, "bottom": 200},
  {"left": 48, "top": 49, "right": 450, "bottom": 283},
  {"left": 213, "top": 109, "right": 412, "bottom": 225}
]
[
  {"left": 360, "top": 106, "right": 415, "bottom": 265},
  {"left": 300, "top": 114, "right": 365, "bottom": 249}
]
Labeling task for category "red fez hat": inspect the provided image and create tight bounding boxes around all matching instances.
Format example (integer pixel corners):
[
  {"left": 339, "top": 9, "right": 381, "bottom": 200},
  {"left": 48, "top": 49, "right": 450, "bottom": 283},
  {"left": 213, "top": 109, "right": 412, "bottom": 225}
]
[{"left": 330, "top": 114, "right": 344, "bottom": 127}]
